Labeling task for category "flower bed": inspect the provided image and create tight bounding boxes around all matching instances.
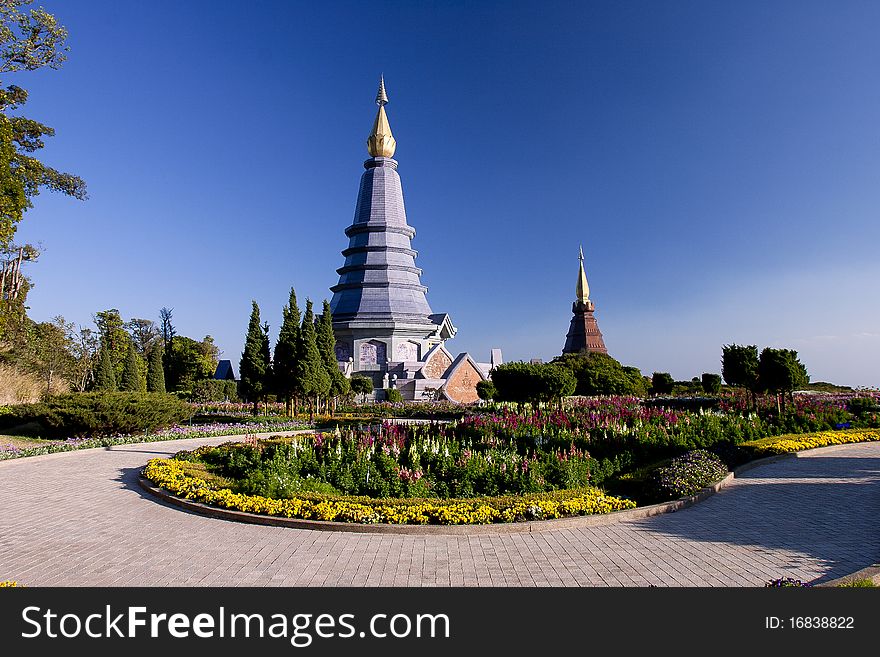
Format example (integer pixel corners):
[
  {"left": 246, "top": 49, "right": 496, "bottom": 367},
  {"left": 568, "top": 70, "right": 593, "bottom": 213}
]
[
  {"left": 142, "top": 457, "right": 635, "bottom": 525},
  {"left": 0, "top": 421, "right": 310, "bottom": 461},
  {"left": 741, "top": 428, "right": 880, "bottom": 457},
  {"left": 0, "top": 581, "right": 21, "bottom": 587}
]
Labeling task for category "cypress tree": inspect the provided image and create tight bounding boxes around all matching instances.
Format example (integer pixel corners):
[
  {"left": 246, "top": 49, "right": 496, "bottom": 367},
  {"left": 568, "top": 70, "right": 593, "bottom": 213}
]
[
  {"left": 94, "top": 345, "right": 117, "bottom": 391},
  {"left": 296, "top": 299, "right": 330, "bottom": 420},
  {"left": 273, "top": 287, "right": 301, "bottom": 416},
  {"left": 120, "top": 341, "right": 145, "bottom": 392},
  {"left": 240, "top": 301, "right": 270, "bottom": 415},
  {"left": 147, "top": 346, "right": 166, "bottom": 393},
  {"left": 316, "top": 299, "right": 349, "bottom": 412}
]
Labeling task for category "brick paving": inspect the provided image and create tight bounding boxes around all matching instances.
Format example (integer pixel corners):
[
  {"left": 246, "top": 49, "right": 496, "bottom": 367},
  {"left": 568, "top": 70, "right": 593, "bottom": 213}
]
[{"left": 1, "top": 437, "right": 877, "bottom": 587}]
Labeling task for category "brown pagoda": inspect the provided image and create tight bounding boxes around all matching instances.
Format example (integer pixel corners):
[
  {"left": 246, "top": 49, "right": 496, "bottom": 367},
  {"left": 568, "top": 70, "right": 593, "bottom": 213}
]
[{"left": 562, "top": 246, "right": 607, "bottom": 355}]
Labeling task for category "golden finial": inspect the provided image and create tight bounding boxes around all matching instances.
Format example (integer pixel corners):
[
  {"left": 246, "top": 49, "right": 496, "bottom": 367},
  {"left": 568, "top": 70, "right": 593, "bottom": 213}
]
[
  {"left": 367, "top": 76, "right": 396, "bottom": 158},
  {"left": 576, "top": 245, "right": 591, "bottom": 303}
]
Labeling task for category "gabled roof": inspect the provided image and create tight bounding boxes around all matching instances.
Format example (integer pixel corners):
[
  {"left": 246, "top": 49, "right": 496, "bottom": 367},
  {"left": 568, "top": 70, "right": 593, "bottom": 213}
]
[
  {"left": 418, "top": 343, "right": 455, "bottom": 379},
  {"left": 214, "top": 360, "right": 236, "bottom": 381},
  {"left": 429, "top": 313, "right": 458, "bottom": 340},
  {"left": 440, "top": 352, "right": 488, "bottom": 386}
]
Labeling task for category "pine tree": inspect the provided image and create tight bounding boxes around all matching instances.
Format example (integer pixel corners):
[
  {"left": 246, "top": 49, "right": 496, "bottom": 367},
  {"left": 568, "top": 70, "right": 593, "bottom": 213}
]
[
  {"left": 94, "top": 345, "right": 117, "bottom": 391},
  {"left": 296, "top": 299, "right": 330, "bottom": 420},
  {"left": 273, "top": 287, "right": 301, "bottom": 416},
  {"left": 147, "top": 346, "right": 166, "bottom": 393},
  {"left": 316, "top": 299, "right": 349, "bottom": 413},
  {"left": 120, "top": 341, "right": 145, "bottom": 392},
  {"left": 240, "top": 301, "right": 270, "bottom": 415}
]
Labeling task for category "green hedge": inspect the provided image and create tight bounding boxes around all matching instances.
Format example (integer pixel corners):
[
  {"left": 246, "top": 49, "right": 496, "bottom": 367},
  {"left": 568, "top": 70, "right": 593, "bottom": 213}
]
[{"left": 1, "top": 392, "right": 191, "bottom": 437}]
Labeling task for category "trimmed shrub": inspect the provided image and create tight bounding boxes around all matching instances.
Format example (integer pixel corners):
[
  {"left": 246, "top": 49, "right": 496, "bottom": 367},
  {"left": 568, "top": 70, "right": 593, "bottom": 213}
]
[
  {"left": 191, "top": 379, "right": 239, "bottom": 403},
  {"left": 384, "top": 388, "right": 403, "bottom": 403},
  {"left": 645, "top": 449, "right": 728, "bottom": 501},
  {"left": 1, "top": 392, "right": 191, "bottom": 437}
]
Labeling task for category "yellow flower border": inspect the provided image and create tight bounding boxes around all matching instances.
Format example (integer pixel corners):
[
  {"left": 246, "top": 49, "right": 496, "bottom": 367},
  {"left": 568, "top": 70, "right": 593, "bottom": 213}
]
[
  {"left": 0, "top": 581, "right": 21, "bottom": 587},
  {"left": 142, "top": 458, "right": 636, "bottom": 525},
  {"left": 742, "top": 428, "right": 880, "bottom": 456}
]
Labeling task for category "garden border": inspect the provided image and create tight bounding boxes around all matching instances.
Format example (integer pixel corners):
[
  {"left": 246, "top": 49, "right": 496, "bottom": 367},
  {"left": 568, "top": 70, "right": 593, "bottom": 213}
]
[{"left": 137, "top": 439, "right": 874, "bottom": 535}]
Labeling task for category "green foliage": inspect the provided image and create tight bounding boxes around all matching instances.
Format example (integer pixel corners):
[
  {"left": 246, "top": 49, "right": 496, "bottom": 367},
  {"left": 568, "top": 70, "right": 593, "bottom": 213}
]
[
  {"left": 722, "top": 344, "right": 759, "bottom": 392},
  {"left": 553, "top": 352, "right": 647, "bottom": 396},
  {"left": 2, "top": 392, "right": 190, "bottom": 437},
  {"left": 317, "top": 300, "right": 349, "bottom": 399},
  {"left": 239, "top": 301, "right": 271, "bottom": 405},
  {"left": 701, "top": 373, "right": 722, "bottom": 395},
  {"left": 146, "top": 346, "right": 165, "bottom": 393},
  {"left": 491, "top": 361, "right": 576, "bottom": 405},
  {"left": 645, "top": 449, "right": 728, "bottom": 501},
  {"left": 651, "top": 372, "right": 674, "bottom": 395},
  {"left": 272, "top": 287, "right": 301, "bottom": 408},
  {"left": 119, "top": 341, "right": 145, "bottom": 392},
  {"left": 350, "top": 375, "right": 373, "bottom": 401},
  {"left": 848, "top": 397, "right": 879, "bottom": 417},
  {"left": 476, "top": 379, "right": 496, "bottom": 401},
  {"left": 385, "top": 388, "right": 403, "bottom": 403},
  {"left": 163, "top": 335, "right": 218, "bottom": 392},
  {"left": 190, "top": 379, "right": 238, "bottom": 403},
  {"left": 93, "top": 345, "right": 116, "bottom": 391},
  {"left": 93, "top": 309, "right": 130, "bottom": 381},
  {"left": 295, "top": 299, "right": 330, "bottom": 406},
  {"left": 758, "top": 347, "right": 809, "bottom": 396}
]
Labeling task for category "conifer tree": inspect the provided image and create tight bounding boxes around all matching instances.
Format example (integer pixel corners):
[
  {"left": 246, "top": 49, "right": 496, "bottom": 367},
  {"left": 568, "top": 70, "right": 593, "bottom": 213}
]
[
  {"left": 296, "top": 299, "right": 330, "bottom": 420},
  {"left": 316, "top": 299, "right": 349, "bottom": 413},
  {"left": 240, "top": 301, "right": 270, "bottom": 415},
  {"left": 94, "top": 345, "right": 116, "bottom": 391},
  {"left": 273, "top": 287, "right": 301, "bottom": 416},
  {"left": 120, "top": 341, "right": 145, "bottom": 392},
  {"left": 147, "top": 346, "right": 166, "bottom": 393}
]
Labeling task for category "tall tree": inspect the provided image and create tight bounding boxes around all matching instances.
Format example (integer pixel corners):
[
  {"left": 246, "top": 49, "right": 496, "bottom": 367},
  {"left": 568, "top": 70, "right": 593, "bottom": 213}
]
[
  {"left": 273, "top": 287, "right": 301, "bottom": 416},
  {"left": 120, "top": 341, "right": 145, "bottom": 392},
  {"left": 68, "top": 324, "right": 97, "bottom": 392},
  {"left": 126, "top": 318, "right": 158, "bottom": 356},
  {"left": 0, "top": 1, "right": 86, "bottom": 271},
  {"left": 758, "top": 348, "right": 809, "bottom": 413},
  {"left": 29, "top": 315, "right": 73, "bottom": 395},
  {"left": 295, "top": 299, "right": 329, "bottom": 420},
  {"left": 721, "top": 344, "right": 760, "bottom": 408},
  {"left": 94, "top": 309, "right": 130, "bottom": 380},
  {"left": 93, "top": 345, "right": 116, "bottom": 391},
  {"left": 316, "top": 299, "right": 349, "bottom": 412},
  {"left": 239, "top": 301, "right": 270, "bottom": 415},
  {"left": 164, "top": 335, "right": 218, "bottom": 392},
  {"left": 146, "top": 345, "right": 165, "bottom": 393},
  {"left": 159, "top": 306, "right": 175, "bottom": 359}
]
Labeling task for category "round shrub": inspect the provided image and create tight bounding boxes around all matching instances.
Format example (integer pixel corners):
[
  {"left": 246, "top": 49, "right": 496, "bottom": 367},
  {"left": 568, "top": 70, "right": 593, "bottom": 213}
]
[{"left": 646, "top": 449, "right": 728, "bottom": 501}]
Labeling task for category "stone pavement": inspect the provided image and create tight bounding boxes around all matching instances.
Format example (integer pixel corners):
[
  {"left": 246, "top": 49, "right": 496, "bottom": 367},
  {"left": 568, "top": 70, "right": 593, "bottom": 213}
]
[{"left": 1, "top": 437, "right": 877, "bottom": 587}]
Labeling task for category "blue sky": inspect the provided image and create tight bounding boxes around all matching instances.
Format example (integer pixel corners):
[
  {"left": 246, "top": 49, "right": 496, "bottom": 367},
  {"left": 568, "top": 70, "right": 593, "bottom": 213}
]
[{"left": 12, "top": 0, "right": 880, "bottom": 387}]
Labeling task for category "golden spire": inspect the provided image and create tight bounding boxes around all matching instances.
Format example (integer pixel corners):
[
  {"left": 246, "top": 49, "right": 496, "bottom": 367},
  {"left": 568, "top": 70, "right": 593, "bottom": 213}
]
[
  {"left": 367, "top": 75, "right": 396, "bottom": 158},
  {"left": 576, "top": 245, "right": 591, "bottom": 303}
]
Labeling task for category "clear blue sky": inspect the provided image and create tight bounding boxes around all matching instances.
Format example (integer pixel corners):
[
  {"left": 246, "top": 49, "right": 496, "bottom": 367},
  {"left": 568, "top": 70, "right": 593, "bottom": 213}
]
[{"left": 12, "top": 0, "right": 880, "bottom": 387}]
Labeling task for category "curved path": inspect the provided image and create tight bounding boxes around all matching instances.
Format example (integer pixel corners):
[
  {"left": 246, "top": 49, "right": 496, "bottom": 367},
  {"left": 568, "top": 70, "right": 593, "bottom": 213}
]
[{"left": 1, "top": 437, "right": 878, "bottom": 587}]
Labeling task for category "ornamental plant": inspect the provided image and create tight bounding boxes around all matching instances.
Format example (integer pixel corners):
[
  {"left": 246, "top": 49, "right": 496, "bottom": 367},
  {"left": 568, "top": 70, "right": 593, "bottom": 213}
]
[{"left": 645, "top": 449, "right": 729, "bottom": 501}]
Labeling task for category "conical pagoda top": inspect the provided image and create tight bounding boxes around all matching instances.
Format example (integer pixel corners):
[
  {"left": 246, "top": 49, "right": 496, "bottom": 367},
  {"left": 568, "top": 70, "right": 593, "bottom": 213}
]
[
  {"left": 367, "top": 76, "right": 396, "bottom": 157},
  {"left": 576, "top": 245, "right": 591, "bottom": 303}
]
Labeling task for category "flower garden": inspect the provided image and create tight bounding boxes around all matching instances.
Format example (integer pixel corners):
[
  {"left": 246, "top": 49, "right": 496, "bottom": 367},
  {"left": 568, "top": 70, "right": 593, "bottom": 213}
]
[{"left": 140, "top": 392, "right": 880, "bottom": 526}]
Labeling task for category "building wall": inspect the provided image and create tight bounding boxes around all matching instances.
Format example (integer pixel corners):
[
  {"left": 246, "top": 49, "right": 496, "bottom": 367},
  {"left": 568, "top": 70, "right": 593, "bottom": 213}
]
[{"left": 443, "top": 359, "right": 482, "bottom": 404}]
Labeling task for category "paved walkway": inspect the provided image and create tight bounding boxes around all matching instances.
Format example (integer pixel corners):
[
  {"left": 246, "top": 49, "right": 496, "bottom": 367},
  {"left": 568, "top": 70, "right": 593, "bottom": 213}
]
[{"left": 1, "top": 437, "right": 878, "bottom": 586}]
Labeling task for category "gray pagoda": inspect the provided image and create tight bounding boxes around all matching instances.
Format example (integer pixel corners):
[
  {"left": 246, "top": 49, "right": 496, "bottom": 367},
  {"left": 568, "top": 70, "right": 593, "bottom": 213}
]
[{"left": 330, "top": 78, "right": 458, "bottom": 394}]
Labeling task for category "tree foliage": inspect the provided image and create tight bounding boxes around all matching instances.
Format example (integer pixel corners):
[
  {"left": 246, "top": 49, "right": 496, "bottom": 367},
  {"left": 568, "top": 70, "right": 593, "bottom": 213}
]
[
  {"left": 721, "top": 344, "right": 759, "bottom": 391},
  {"left": 120, "top": 341, "right": 145, "bottom": 392},
  {"left": 295, "top": 299, "right": 330, "bottom": 415},
  {"left": 146, "top": 345, "right": 165, "bottom": 393},
  {"left": 317, "top": 299, "right": 349, "bottom": 401},
  {"left": 651, "top": 372, "right": 675, "bottom": 395},
  {"left": 758, "top": 347, "right": 809, "bottom": 412},
  {"left": 93, "top": 345, "right": 116, "bottom": 391},
  {"left": 272, "top": 287, "right": 300, "bottom": 414},
  {"left": 350, "top": 374, "right": 373, "bottom": 402},
  {"left": 701, "top": 372, "right": 722, "bottom": 395},
  {"left": 491, "top": 361, "right": 576, "bottom": 406},
  {"left": 553, "top": 352, "right": 647, "bottom": 396},
  {"left": 239, "top": 301, "right": 270, "bottom": 411},
  {"left": 476, "top": 379, "right": 495, "bottom": 401}
]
